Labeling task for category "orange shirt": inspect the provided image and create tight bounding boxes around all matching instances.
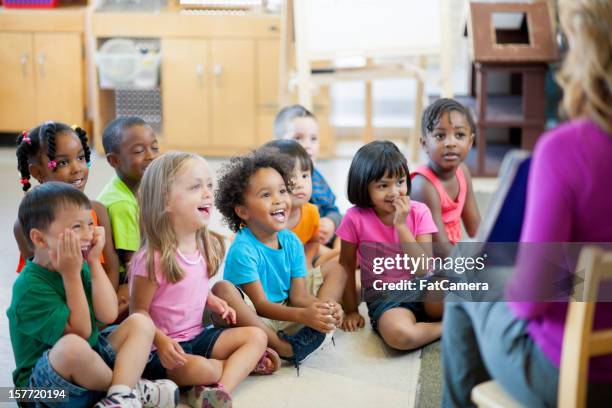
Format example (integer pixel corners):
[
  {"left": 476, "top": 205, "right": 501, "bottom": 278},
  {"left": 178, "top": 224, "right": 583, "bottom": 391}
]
[
  {"left": 291, "top": 203, "right": 320, "bottom": 244},
  {"left": 17, "top": 208, "right": 105, "bottom": 272}
]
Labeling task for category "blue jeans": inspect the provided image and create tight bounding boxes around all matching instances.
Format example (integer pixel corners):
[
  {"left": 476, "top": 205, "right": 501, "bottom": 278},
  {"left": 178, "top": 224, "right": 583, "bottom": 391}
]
[
  {"left": 28, "top": 326, "right": 117, "bottom": 408},
  {"left": 441, "top": 301, "right": 558, "bottom": 408},
  {"left": 442, "top": 301, "right": 612, "bottom": 408}
]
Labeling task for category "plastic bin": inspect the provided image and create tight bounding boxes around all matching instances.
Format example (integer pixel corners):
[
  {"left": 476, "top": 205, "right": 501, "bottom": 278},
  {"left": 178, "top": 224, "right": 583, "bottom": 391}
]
[
  {"left": 96, "top": 39, "right": 161, "bottom": 90},
  {"left": 3, "top": 0, "right": 58, "bottom": 8}
]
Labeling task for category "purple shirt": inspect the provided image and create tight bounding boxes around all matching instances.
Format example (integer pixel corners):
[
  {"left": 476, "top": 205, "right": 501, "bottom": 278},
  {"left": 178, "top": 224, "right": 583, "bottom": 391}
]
[{"left": 507, "top": 119, "right": 612, "bottom": 381}]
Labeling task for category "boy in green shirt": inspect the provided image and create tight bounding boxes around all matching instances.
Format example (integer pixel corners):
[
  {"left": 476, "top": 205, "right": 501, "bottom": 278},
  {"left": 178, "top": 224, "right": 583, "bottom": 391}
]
[
  {"left": 7, "top": 182, "right": 177, "bottom": 408},
  {"left": 98, "top": 117, "right": 160, "bottom": 316}
]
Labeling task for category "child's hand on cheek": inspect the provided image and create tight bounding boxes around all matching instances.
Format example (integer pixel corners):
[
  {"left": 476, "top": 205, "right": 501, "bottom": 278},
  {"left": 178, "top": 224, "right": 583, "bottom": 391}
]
[
  {"left": 87, "top": 226, "right": 105, "bottom": 264},
  {"left": 50, "top": 229, "right": 83, "bottom": 277},
  {"left": 392, "top": 196, "right": 411, "bottom": 228}
]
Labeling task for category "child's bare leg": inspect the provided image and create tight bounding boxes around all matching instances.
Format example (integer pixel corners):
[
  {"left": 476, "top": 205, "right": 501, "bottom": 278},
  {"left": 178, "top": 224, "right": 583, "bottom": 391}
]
[
  {"left": 106, "top": 312, "right": 156, "bottom": 387},
  {"left": 166, "top": 355, "right": 224, "bottom": 387},
  {"left": 212, "top": 281, "right": 293, "bottom": 358},
  {"left": 209, "top": 327, "right": 267, "bottom": 392},
  {"left": 377, "top": 308, "right": 441, "bottom": 351},
  {"left": 316, "top": 260, "right": 347, "bottom": 302},
  {"left": 48, "top": 334, "right": 113, "bottom": 391}
]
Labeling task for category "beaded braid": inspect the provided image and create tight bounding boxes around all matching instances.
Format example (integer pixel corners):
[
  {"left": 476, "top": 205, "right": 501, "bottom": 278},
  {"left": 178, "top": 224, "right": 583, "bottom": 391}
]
[
  {"left": 41, "top": 121, "right": 58, "bottom": 171},
  {"left": 73, "top": 126, "right": 92, "bottom": 166},
  {"left": 16, "top": 132, "right": 34, "bottom": 192}
]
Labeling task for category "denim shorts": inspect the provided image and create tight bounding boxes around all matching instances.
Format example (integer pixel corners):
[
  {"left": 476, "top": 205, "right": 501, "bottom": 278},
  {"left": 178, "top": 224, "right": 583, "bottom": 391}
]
[
  {"left": 367, "top": 298, "right": 429, "bottom": 332},
  {"left": 27, "top": 326, "right": 117, "bottom": 408},
  {"left": 142, "top": 325, "right": 225, "bottom": 380}
]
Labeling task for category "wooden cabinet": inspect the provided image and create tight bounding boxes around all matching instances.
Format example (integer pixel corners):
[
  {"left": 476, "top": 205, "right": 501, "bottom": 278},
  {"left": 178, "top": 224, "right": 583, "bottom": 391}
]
[
  {"left": 33, "top": 33, "right": 84, "bottom": 126},
  {"left": 161, "top": 39, "right": 210, "bottom": 150},
  {"left": 0, "top": 9, "right": 86, "bottom": 132},
  {"left": 256, "top": 39, "right": 280, "bottom": 145},
  {"left": 0, "top": 32, "right": 35, "bottom": 130},
  {"left": 92, "top": 12, "right": 282, "bottom": 156},
  {"left": 210, "top": 39, "right": 255, "bottom": 149},
  {"left": 162, "top": 38, "right": 257, "bottom": 153}
]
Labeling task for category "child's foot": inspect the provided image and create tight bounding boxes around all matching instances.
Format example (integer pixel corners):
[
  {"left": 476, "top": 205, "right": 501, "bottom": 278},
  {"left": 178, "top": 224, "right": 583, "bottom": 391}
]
[
  {"left": 250, "top": 347, "right": 281, "bottom": 375},
  {"left": 187, "top": 383, "right": 232, "bottom": 408},
  {"left": 278, "top": 326, "right": 334, "bottom": 375},
  {"left": 94, "top": 392, "right": 141, "bottom": 408},
  {"left": 136, "top": 379, "right": 179, "bottom": 408}
]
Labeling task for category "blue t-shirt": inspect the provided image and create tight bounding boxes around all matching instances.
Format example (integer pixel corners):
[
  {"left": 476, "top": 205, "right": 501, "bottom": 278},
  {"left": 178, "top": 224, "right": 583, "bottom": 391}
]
[{"left": 224, "top": 228, "right": 307, "bottom": 303}]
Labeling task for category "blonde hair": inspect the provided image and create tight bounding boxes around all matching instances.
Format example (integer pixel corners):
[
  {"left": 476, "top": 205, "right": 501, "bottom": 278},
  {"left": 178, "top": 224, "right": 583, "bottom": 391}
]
[
  {"left": 557, "top": 0, "right": 612, "bottom": 133},
  {"left": 138, "top": 151, "right": 225, "bottom": 283}
]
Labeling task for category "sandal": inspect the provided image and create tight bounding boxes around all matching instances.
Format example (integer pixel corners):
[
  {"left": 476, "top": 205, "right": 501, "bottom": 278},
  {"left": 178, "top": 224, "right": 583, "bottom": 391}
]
[
  {"left": 250, "top": 347, "right": 281, "bottom": 375},
  {"left": 187, "top": 383, "right": 232, "bottom": 408}
]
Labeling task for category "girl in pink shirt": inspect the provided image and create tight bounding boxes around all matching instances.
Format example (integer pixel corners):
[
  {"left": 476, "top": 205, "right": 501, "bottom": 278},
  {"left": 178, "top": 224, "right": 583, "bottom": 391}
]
[
  {"left": 337, "top": 141, "right": 443, "bottom": 351},
  {"left": 130, "top": 152, "right": 279, "bottom": 408},
  {"left": 411, "top": 98, "right": 481, "bottom": 255}
]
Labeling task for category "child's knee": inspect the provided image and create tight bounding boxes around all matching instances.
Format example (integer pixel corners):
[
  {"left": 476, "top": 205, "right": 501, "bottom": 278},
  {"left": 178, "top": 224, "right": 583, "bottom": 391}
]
[
  {"left": 244, "top": 326, "right": 267, "bottom": 348},
  {"left": 50, "top": 334, "right": 93, "bottom": 366},
  {"left": 123, "top": 312, "right": 155, "bottom": 338},
  {"left": 211, "top": 280, "right": 239, "bottom": 300},
  {"left": 382, "top": 325, "right": 417, "bottom": 350}
]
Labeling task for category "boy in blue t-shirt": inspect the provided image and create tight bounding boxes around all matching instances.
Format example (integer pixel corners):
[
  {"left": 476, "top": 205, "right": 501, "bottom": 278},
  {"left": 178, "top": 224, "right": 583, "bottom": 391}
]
[{"left": 212, "top": 149, "right": 346, "bottom": 372}]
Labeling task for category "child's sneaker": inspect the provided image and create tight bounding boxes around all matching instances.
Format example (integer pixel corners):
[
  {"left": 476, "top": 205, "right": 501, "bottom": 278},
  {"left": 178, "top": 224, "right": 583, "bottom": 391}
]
[
  {"left": 187, "top": 383, "right": 232, "bottom": 408},
  {"left": 94, "top": 392, "right": 142, "bottom": 408},
  {"left": 135, "top": 379, "right": 179, "bottom": 408},
  {"left": 278, "top": 326, "right": 334, "bottom": 375}
]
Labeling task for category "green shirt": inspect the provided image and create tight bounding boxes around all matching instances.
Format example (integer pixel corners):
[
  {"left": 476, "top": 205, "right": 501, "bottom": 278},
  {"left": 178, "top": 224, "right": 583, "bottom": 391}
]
[
  {"left": 97, "top": 175, "right": 140, "bottom": 257},
  {"left": 7, "top": 261, "right": 99, "bottom": 387}
]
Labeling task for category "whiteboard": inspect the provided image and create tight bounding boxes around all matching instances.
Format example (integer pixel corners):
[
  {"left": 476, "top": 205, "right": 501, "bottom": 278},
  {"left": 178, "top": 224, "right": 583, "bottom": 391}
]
[{"left": 300, "top": 0, "right": 442, "bottom": 58}]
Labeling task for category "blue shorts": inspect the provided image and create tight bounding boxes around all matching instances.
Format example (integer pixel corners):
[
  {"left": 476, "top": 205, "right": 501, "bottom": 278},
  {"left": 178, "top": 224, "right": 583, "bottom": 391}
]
[
  {"left": 142, "top": 325, "right": 225, "bottom": 380},
  {"left": 367, "top": 298, "right": 429, "bottom": 332},
  {"left": 27, "top": 326, "right": 117, "bottom": 408},
  {"left": 365, "top": 279, "right": 434, "bottom": 332}
]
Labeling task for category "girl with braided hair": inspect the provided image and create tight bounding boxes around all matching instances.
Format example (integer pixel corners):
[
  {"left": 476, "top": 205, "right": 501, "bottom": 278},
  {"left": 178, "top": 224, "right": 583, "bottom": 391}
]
[{"left": 14, "top": 121, "right": 121, "bottom": 293}]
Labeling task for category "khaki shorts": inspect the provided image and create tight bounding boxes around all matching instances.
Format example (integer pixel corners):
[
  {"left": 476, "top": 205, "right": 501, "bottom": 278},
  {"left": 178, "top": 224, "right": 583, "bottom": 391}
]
[{"left": 240, "top": 266, "right": 324, "bottom": 335}]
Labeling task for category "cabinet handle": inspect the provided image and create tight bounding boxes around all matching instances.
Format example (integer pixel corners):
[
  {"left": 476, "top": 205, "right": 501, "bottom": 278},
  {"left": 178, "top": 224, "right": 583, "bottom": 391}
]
[
  {"left": 38, "top": 52, "right": 46, "bottom": 78},
  {"left": 214, "top": 63, "right": 222, "bottom": 85},
  {"left": 196, "top": 63, "right": 205, "bottom": 86},
  {"left": 20, "top": 52, "right": 28, "bottom": 76}
]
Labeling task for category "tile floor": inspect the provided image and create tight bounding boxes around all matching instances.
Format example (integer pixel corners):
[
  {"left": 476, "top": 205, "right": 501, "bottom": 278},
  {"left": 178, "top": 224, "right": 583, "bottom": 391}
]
[{"left": 0, "top": 147, "right": 496, "bottom": 408}]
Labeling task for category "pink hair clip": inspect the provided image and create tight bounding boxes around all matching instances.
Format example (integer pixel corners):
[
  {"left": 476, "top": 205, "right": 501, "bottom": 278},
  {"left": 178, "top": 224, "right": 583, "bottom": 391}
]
[
  {"left": 21, "top": 131, "right": 31, "bottom": 145},
  {"left": 47, "top": 160, "right": 57, "bottom": 170},
  {"left": 19, "top": 177, "right": 29, "bottom": 186}
]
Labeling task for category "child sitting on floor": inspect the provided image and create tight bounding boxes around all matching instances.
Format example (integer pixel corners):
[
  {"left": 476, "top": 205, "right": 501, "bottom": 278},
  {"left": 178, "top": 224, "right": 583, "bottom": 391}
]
[
  {"left": 211, "top": 149, "right": 346, "bottom": 373},
  {"left": 338, "top": 141, "right": 442, "bottom": 351},
  {"left": 14, "top": 121, "right": 120, "bottom": 290},
  {"left": 274, "top": 105, "right": 342, "bottom": 249},
  {"left": 8, "top": 182, "right": 178, "bottom": 408},
  {"left": 262, "top": 139, "right": 319, "bottom": 268},
  {"left": 130, "top": 152, "right": 275, "bottom": 408},
  {"left": 411, "top": 98, "right": 481, "bottom": 255}
]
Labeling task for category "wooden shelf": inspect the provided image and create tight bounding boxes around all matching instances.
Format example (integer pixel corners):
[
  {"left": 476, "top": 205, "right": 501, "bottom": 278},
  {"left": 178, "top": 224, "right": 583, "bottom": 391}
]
[
  {"left": 454, "top": 95, "right": 546, "bottom": 127},
  {"left": 92, "top": 10, "right": 279, "bottom": 38},
  {"left": 0, "top": 6, "right": 86, "bottom": 31}
]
